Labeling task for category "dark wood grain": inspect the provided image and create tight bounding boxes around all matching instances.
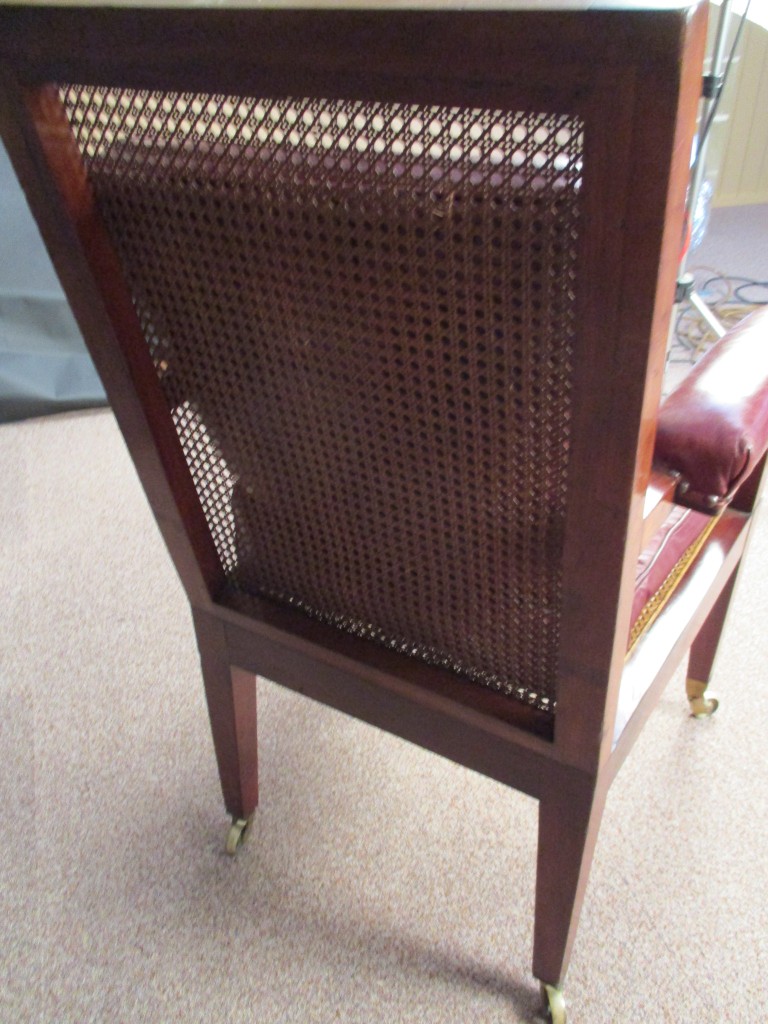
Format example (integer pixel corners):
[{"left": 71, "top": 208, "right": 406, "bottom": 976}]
[
  {"left": 0, "top": 76, "right": 223, "bottom": 605},
  {"left": 0, "top": 6, "right": 704, "bottom": 96},
  {"left": 534, "top": 769, "right": 609, "bottom": 986},
  {"left": 193, "top": 609, "right": 259, "bottom": 821},
  {"left": 222, "top": 611, "right": 557, "bottom": 799},
  {"left": 686, "top": 571, "right": 739, "bottom": 689},
  {"left": 217, "top": 589, "right": 556, "bottom": 741},
  {"left": 2, "top": 2, "right": 743, "bottom": 1005},
  {"left": 642, "top": 469, "right": 679, "bottom": 547},
  {"left": 554, "top": 1, "right": 709, "bottom": 773}
]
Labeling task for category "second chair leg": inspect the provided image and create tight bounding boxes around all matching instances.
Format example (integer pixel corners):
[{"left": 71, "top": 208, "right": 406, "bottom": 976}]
[
  {"left": 687, "top": 570, "right": 737, "bottom": 717},
  {"left": 533, "top": 771, "right": 608, "bottom": 1022},
  {"left": 193, "top": 608, "right": 259, "bottom": 848}
]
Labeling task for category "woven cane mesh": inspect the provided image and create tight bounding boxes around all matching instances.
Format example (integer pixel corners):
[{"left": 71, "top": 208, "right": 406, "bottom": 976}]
[{"left": 60, "top": 85, "right": 583, "bottom": 712}]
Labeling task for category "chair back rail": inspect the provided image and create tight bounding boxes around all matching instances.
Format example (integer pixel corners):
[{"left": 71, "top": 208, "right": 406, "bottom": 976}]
[{"left": 0, "top": 4, "right": 709, "bottom": 780}]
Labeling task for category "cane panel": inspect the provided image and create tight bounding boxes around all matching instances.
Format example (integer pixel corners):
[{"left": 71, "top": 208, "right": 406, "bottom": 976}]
[{"left": 59, "top": 86, "right": 584, "bottom": 711}]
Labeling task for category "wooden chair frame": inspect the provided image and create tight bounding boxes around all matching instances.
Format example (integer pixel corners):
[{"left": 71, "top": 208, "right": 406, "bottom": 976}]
[{"left": 2, "top": 3, "right": 757, "bottom": 1017}]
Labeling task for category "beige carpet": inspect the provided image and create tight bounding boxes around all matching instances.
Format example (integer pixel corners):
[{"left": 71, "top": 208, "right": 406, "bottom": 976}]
[{"left": 1, "top": 408, "right": 767, "bottom": 1024}]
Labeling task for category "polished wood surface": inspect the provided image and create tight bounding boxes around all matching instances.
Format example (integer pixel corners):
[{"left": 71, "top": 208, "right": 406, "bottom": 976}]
[
  {"left": 642, "top": 468, "right": 678, "bottom": 547},
  {"left": 3, "top": 3, "right": 749, "bottom": 1012}
]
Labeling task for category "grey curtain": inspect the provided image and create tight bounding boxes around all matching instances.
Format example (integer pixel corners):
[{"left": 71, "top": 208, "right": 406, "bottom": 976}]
[{"left": 0, "top": 140, "right": 106, "bottom": 423}]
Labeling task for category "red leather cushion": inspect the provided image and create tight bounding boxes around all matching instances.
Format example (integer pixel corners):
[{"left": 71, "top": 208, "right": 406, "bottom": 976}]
[
  {"left": 629, "top": 505, "right": 714, "bottom": 649},
  {"left": 655, "top": 308, "right": 768, "bottom": 513}
]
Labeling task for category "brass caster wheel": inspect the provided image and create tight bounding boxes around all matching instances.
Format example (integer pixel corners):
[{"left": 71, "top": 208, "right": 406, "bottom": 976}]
[
  {"left": 225, "top": 815, "right": 253, "bottom": 856},
  {"left": 540, "top": 982, "right": 567, "bottom": 1024},
  {"left": 686, "top": 677, "right": 720, "bottom": 719}
]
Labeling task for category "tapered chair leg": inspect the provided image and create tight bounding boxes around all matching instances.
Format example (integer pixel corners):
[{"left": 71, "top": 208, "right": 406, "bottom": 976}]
[
  {"left": 193, "top": 608, "right": 258, "bottom": 850},
  {"left": 686, "top": 570, "right": 737, "bottom": 717},
  {"left": 533, "top": 772, "right": 607, "bottom": 1021}
]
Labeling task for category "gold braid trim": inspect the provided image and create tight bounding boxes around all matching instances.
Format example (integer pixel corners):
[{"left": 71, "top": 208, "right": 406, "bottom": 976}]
[{"left": 627, "top": 514, "right": 721, "bottom": 655}]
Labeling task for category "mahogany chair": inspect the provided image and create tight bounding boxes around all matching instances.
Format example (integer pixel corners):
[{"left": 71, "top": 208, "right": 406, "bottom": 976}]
[{"left": 3, "top": 4, "right": 768, "bottom": 1020}]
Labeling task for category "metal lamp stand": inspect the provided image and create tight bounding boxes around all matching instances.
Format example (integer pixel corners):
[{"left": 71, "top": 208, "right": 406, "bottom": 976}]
[{"left": 674, "top": 0, "right": 739, "bottom": 343}]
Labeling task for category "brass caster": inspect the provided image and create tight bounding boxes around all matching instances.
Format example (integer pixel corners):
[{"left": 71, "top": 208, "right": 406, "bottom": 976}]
[
  {"left": 225, "top": 815, "right": 253, "bottom": 856},
  {"left": 686, "top": 677, "right": 720, "bottom": 719},
  {"left": 540, "top": 982, "right": 567, "bottom": 1024}
]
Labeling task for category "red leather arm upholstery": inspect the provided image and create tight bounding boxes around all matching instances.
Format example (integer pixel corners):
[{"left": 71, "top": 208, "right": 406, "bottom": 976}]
[{"left": 654, "top": 308, "right": 768, "bottom": 513}]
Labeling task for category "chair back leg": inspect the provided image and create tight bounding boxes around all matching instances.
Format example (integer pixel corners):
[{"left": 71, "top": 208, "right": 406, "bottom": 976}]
[
  {"left": 533, "top": 771, "right": 608, "bottom": 987},
  {"left": 193, "top": 608, "right": 259, "bottom": 822},
  {"left": 687, "top": 569, "right": 738, "bottom": 692}
]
